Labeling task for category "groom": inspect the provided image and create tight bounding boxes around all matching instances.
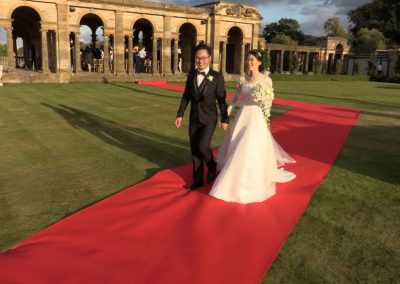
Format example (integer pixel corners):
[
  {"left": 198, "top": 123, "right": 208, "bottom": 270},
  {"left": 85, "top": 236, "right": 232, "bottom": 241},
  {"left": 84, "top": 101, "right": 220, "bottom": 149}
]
[{"left": 175, "top": 44, "right": 229, "bottom": 190}]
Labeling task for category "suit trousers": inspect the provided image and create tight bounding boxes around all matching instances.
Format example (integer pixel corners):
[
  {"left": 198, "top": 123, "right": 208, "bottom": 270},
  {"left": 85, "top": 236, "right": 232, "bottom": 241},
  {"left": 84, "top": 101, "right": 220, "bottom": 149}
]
[{"left": 189, "top": 121, "right": 217, "bottom": 183}]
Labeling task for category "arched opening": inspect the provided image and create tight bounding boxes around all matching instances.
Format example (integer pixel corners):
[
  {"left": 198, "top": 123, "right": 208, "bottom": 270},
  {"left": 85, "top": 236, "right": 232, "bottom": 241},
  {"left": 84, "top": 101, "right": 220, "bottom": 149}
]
[
  {"left": 179, "top": 23, "right": 197, "bottom": 73},
  {"left": 334, "top": 44, "right": 344, "bottom": 74},
  {"left": 80, "top": 14, "right": 104, "bottom": 72},
  {"left": 0, "top": 28, "right": 6, "bottom": 68},
  {"left": 226, "top": 27, "right": 243, "bottom": 74},
  {"left": 11, "top": 6, "right": 41, "bottom": 71},
  {"left": 133, "top": 19, "right": 154, "bottom": 73}
]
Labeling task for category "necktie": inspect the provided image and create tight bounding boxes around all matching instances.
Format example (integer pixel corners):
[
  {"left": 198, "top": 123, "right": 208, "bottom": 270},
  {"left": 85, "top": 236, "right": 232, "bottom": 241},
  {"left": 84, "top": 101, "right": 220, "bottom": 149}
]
[{"left": 196, "top": 70, "right": 206, "bottom": 76}]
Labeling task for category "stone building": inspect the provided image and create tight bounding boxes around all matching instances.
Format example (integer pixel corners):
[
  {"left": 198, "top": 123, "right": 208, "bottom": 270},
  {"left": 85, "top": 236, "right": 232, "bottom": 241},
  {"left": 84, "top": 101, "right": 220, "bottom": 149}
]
[
  {"left": 265, "top": 36, "right": 351, "bottom": 74},
  {"left": 0, "top": 0, "right": 262, "bottom": 83}
]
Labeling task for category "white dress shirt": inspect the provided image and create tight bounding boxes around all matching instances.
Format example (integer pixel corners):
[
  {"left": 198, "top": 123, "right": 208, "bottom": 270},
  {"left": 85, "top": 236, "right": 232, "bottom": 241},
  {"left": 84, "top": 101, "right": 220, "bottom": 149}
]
[{"left": 196, "top": 66, "right": 210, "bottom": 86}]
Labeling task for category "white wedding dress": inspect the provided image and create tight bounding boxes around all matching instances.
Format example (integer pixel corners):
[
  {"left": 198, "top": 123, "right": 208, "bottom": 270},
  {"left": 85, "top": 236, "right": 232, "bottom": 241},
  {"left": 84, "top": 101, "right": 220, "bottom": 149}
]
[{"left": 209, "top": 75, "right": 296, "bottom": 204}]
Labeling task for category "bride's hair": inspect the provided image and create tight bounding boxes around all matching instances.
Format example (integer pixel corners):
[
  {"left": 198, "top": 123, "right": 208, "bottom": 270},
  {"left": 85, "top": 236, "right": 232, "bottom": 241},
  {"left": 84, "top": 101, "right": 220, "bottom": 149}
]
[{"left": 247, "top": 49, "right": 265, "bottom": 72}]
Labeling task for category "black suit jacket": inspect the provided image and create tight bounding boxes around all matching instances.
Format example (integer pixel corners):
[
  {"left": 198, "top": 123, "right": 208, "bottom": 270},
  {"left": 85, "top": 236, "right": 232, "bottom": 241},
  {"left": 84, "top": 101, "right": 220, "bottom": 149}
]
[{"left": 177, "top": 69, "right": 229, "bottom": 125}]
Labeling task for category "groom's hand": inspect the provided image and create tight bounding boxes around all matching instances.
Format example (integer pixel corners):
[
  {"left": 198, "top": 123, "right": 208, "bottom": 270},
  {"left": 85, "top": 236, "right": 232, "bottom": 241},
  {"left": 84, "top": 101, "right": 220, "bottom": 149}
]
[
  {"left": 220, "top": 123, "right": 228, "bottom": 131},
  {"left": 175, "top": 117, "right": 183, "bottom": 128}
]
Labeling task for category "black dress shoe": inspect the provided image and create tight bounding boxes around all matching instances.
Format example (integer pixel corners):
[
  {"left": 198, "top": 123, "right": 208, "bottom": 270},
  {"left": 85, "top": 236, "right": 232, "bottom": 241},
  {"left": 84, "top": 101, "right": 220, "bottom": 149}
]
[
  {"left": 207, "top": 170, "right": 217, "bottom": 183},
  {"left": 185, "top": 182, "right": 203, "bottom": 190}
]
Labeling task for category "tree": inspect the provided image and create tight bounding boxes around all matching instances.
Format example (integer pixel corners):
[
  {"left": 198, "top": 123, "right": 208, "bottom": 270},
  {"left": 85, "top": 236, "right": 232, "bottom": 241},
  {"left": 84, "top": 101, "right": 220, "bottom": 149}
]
[
  {"left": 324, "top": 17, "right": 347, "bottom": 37},
  {"left": 352, "top": 28, "right": 386, "bottom": 52},
  {"left": 270, "top": 33, "right": 298, "bottom": 46},
  {"left": 348, "top": 0, "right": 400, "bottom": 45},
  {"left": 0, "top": 44, "right": 6, "bottom": 57},
  {"left": 264, "top": 18, "right": 305, "bottom": 44},
  {"left": 289, "top": 52, "right": 301, "bottom": 74},
  {"left": 302, "top": 35, "right": 319, "bottom": 46},
  {"left": 260, "top": 50, "right": 270, "bottom": 72}
]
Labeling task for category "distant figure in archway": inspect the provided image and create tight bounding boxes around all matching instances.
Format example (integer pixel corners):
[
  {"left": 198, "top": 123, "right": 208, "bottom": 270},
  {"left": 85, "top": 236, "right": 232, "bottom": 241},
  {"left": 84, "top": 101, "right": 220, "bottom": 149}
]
[{"left": 30, "top": 45, "right": 37, "bottom": 71}]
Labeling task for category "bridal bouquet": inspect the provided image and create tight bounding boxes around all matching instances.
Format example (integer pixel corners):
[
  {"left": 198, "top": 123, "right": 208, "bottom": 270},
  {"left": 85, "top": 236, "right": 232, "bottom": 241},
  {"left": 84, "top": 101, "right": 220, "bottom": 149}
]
[{"left": 249, "top": 83, "right": 274, "bottom": 126}]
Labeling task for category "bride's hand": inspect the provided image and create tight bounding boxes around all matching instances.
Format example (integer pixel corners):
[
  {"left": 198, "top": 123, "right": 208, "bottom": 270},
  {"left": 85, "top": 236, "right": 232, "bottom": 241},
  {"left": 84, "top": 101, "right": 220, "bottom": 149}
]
[{"left": 220, "top": 123, "right": 228, "bottom": 131}]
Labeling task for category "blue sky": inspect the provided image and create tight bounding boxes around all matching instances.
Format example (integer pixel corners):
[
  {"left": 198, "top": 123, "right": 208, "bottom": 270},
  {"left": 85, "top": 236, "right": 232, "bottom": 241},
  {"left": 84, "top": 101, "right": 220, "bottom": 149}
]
[
  {"left": 163, "top": 0, "right": 372, "bottom": 36},
  {"left": 0, "top": 28, "right": 5, "bottom": 44}
]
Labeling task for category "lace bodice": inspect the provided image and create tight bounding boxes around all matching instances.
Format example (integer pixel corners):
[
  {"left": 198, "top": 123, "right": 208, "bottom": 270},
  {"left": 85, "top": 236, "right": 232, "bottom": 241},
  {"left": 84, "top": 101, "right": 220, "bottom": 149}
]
[{"left": 229, "top": 75, "right": 273, "bottom": 108}]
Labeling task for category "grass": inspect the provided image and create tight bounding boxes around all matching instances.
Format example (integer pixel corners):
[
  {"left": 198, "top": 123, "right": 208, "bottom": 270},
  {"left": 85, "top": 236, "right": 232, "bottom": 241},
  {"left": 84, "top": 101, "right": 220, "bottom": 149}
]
[{"left": 0, "top": 80, "right": 399, "bottom": 282}]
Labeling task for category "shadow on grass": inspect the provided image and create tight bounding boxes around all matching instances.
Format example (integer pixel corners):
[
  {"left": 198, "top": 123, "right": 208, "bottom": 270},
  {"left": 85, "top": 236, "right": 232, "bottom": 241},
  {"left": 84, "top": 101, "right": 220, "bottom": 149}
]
[
  {"left": 376, "top": 85, "right": 400, "bottom": 90},
  {"left": 42, "top": 103, "right": 190, "bottom": 182},
  {"left": 107, "top": 83, "right": 181, "bottom": 100},
  {"left": 43, "top": 102, "right": 400, "bottom": 187},
  {"left": 277, "top": 91, "right": 400, "bottom": 110},
  {"left": 273, "top": 110, "right": 400, "bottom": 185}
]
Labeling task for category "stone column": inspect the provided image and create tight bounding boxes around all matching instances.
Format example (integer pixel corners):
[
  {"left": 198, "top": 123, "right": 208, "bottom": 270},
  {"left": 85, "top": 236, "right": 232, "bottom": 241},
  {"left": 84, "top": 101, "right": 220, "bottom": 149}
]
[
  {"left": 274, "top": 50, "right": 279, "bottom": 72},
  {"left": 221, "top": 41, "right": 226, "bottom": 74},
  {"left": 173, "top": 39, "right": 178, "bottom": 75},
  {"left": 0, "top": 65, "right": 3, "bottom": 86},
  {"left": 162, "top": 16, "right": 172, "bottom": 76},
  {"left": 5, "top": 27, "right": 15, "bottom": 72},
  {"left": 41, "top": 29, "right": 50, "bottom": 73},
  {"left": 279, "top": 50, "right": 284, "bottom": 73},
  {"left": 211, "top": 15, "right": 221, "bottom": 71},
  {"left": 252, "top": 23, "right": 260, "bottom": 49},
  {"left": 128, "top": 35, "right": 133, "bottom": 74},
  {"left": 152, "top": 37, "right": 158, "bottom": 75},
  {"left": 56, "top": 4, "right": 70, "bottom": 74},
  {"left": 240, "top": 43, "right": 245, "bottom": 75},
  {"left": 103, "top": 35, "right": 110, "bottom": 74},
  {"left": 74, "top": 32, "right": 81, "bottom": 72},
  {"left": 91, "top": 32, "right": 97, "bottom": 49},
  {"left": 115, "top": 11, "right": 125, "bottom": 76},
  {"left": 304, "top": 52, "right": 309, "bottom": 74}
]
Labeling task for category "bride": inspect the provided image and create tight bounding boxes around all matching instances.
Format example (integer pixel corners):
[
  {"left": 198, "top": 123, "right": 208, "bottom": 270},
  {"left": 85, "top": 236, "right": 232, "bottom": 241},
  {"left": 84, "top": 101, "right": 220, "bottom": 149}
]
[{"left": 209, "top": 50, "right": 296, "bottom": 204}]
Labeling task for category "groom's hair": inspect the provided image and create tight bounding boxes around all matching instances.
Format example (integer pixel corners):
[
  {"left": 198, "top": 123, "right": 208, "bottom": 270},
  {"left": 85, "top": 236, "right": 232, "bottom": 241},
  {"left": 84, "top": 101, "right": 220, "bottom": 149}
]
[{"left": 194, "top": 44, "right": 212, "bottom": 56}]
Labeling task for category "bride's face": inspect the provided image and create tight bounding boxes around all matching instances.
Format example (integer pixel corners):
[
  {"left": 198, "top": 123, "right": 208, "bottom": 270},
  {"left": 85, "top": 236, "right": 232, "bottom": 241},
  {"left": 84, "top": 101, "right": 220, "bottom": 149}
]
[{"left": 246, "top": 54, "right": 261, "bottom": 73}]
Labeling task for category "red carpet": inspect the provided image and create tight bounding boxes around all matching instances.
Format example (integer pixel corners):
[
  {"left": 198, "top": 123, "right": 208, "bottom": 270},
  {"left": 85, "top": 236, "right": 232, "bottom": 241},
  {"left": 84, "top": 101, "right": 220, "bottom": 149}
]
[{"left": 0, "top": 81, "right": 359, "bottom": 283}]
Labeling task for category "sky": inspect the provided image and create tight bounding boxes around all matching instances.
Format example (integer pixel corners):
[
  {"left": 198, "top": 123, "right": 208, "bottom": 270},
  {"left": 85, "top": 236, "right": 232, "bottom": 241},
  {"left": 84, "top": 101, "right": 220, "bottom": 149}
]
[
  {"left": 0, "top": 0, "right": 372, "bottom": 45},
  {"left": 160, "top": 0, "right": 372, "bottom": 36},
  {"left": 0, "top": 29, "right": 5, "bottom": 44}
]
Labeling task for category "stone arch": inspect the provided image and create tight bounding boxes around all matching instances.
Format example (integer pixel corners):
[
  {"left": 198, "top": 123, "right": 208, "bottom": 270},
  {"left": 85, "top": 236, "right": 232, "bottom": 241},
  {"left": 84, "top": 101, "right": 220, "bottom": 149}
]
[
  {"left": 336, "top": 44, "right": 344, "bottom": 53},
  {"left": 79, "top": 13, "right": 105, "bottom": 48},
  {"left": 333, "top": 43, "right": 344, "bottom": 73},
  {"left": 178, "top": 22, "right": 197, "bottom": 72},
  {"left": 133, "top": 18, "right": 154, "bottom": 73},
  {"left": 226, "top": 26, "right": 243, "bottom": 74},
  {"left": 7, "top": 3, "right": 44, "bottom": 20},
  {"left": 11, "top": 6, "right": 42, "bottom": 71},
  {"left": 77, "top": 12, "right": 107, "bottom": 30}
]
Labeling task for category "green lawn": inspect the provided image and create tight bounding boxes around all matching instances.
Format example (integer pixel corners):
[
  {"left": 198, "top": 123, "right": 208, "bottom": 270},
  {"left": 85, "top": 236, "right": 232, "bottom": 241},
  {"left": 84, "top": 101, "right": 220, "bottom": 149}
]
[{"left": 0, "top": 80, "right": 399, "bottom": 282}]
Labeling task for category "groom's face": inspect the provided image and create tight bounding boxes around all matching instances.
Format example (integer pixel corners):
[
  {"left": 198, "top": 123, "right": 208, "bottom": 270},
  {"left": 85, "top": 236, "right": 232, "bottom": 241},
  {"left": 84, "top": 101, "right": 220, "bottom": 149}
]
[{"left": 195, "top": 49, "right": 211, "bottom": 71}]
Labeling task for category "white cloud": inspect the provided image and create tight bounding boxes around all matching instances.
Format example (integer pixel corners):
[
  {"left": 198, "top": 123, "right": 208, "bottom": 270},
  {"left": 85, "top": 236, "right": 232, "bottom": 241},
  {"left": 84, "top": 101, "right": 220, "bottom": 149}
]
[{"left": 149, "top": 0, "right": 372, "bottom": 35}]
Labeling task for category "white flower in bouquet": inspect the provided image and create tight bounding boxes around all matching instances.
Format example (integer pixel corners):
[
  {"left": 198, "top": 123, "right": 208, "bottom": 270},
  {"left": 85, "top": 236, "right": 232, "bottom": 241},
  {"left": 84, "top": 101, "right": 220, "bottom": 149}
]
[{"left": 249, "top": 83, "right": 274, "bottom": 126}]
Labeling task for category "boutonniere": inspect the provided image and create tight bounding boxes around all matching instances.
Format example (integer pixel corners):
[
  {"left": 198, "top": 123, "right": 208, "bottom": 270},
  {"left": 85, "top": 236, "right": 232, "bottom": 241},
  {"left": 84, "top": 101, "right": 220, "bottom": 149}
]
[{"left": 206, "top": 75, "right": 214, "bottom": 82}]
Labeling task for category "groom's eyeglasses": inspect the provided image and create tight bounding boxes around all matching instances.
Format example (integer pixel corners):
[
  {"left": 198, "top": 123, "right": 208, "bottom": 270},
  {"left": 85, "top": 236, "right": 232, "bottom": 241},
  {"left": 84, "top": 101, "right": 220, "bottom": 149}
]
[{"left": 195, "top": 56, "right": 210, "bottom": 61}]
